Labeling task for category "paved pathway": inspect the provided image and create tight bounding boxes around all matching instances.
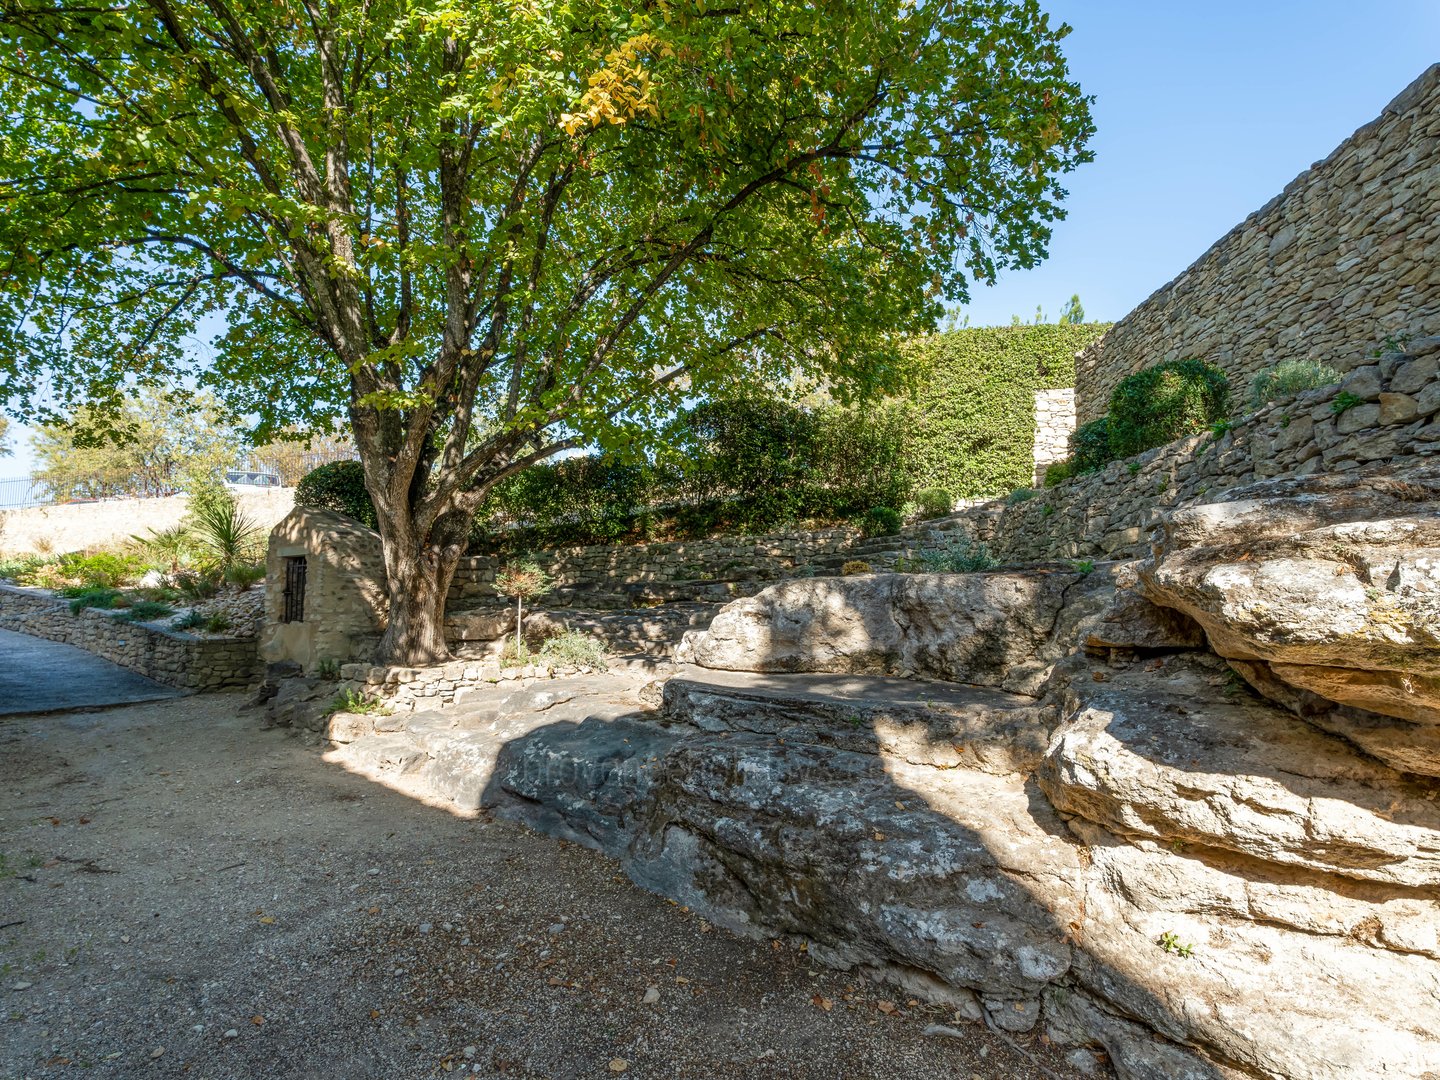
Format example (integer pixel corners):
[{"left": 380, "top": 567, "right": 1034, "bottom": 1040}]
[{"left": 0, "top": 627, "right": 183, "bottom": 715}]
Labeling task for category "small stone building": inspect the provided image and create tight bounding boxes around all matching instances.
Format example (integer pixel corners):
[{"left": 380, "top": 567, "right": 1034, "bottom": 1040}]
[{"left": 261, "top": 506, "right": 387, "bottom": 671}]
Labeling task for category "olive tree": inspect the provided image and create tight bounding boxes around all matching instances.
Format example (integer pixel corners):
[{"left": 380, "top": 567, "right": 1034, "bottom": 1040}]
[{"left": 0, "top": 0, "right": 1093, "bottom": 662}]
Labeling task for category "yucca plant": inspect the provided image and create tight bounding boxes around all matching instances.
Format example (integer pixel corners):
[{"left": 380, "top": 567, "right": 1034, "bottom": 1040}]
[{"left": 188, "top": 495, "right": 263, "bottom": 580}]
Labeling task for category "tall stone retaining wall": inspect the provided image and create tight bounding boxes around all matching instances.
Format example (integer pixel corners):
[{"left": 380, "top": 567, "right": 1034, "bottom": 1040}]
[
  {"left": 0, "top": 584, "right": 259, "bottom": 691},
  {"left": 0, "top": 486, "right": 296, "bottom": 557},
  {"left": 1075, "top": 64, "right": 1440, "bottom": 422},
  {"left": 933, "top": 338, "right": 1440, "bottom": 563}
]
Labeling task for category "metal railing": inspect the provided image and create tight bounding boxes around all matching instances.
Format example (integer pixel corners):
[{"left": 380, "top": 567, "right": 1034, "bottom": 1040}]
[{"left": 0, "top": 448, "right": 359, "bottom": 509}]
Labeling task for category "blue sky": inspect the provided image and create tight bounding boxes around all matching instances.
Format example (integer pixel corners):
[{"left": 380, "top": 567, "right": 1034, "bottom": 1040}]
[
  {"left": 3, "top": 3, "right": 1437, "bottom": 475},
  {"left": 956, "top": 0, "right": 1440, "bottom": 326}
]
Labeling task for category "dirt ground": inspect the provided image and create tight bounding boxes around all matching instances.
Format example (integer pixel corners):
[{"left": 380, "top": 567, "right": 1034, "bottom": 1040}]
[{"left": 1, "top": 694, "right": 1094, "bottom": 1080}]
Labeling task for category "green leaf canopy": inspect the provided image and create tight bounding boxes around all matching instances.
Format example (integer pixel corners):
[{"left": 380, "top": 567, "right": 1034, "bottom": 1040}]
[{"left": 0, "top": 0, "right": 1093, "bottom": 661}]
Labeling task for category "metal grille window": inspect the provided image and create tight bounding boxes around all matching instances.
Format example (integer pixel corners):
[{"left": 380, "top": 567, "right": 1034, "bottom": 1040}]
[{"left": 281, "top": 556, "right": 307, "bottom": 623}]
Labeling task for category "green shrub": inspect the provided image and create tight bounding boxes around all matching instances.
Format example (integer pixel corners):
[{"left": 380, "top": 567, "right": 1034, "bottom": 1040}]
[
  {"left": 119, "top": 600, "right": 175, "bottom": 623},
  {"left": 1249, "top": 359, "right": 1340, "bottom": 407},
  {"left": 537, "top": 630, "right": 609, "bottom": 671},
  {"left": 1070, "top": 417, "right": 1114, "bottom": 474},
  {"left": 54, "top": 551, "right": 146, "bottom": 589},
  {"left": 224, "top": 563, "right": 266, "bottom": 590},
  {"left": 0, "top": 554, "right": 54, "bottom": 583},
  {"left": 1005, "top": 487, "right": 1036, "bottom": 505},
  {"left": 187, "top": 494, "right": 264, "bottom": 575},
  {"left": 858, "top": 506, "right": 902, "bottom": 538},
  {"left": 68, "top": 588, "right": 122, "bottom": 614},
  {"left": 914, "top": 537, "right": 998, "bottom": 573},
  {"left": 174, "top": 568, "right": 223, "bottom": 601},
  {"left": 911, "top": 487, "right": 953, "bottom": 520},
  {"left": 1106, "top": 358, "right": 1230, "bottom": 461},
  {"left": 841, "top": 559, "right": 873, "bottom": 576},
  {"left": 295, "top": 460, "right": 375, "bottom": 528},
  {"left": 1043, "top": 460, "right": 1078, "bottom": 488},
  {"left": 474, "top": 397, "right": 913, "bottom": 552},
  {"left": 898, "top": 324, "right": 1106, "bottom": 498},
  {"left": 171, "top": 610, "right": 207, "bottom": 631}
]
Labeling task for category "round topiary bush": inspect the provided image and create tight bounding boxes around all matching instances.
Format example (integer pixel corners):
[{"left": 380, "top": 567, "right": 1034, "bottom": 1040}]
[
  {"left": 1106, "top": 358, "right": 1230, "bottom": 461},
  {"left": 858, "top": 505, "right": 902, "bottom": 537},
  {"left": 912, "top": 487, "right": 953, "bottom": 520},
  {"left": 295, "top": 460, "right": 376, "bottom": 528}
]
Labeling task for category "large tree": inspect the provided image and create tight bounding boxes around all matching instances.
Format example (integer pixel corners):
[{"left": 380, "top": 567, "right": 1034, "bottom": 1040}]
[{"left": 0, "top": 0, "right": 1093, "bottom": 663}]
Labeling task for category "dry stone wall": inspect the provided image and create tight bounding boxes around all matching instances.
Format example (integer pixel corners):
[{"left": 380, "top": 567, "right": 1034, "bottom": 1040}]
[
  {"left": 1075, "top": 64, "right": 1440, "bottom": 422},
  {"left": 930, "top": 337, "right": 1440, "bottom": 564},
  {"left": 448, "top": 526, "right": 863, "bottom": 610},
  {"left": 0, "top": 584, "right": 258, "bottom": 690}
]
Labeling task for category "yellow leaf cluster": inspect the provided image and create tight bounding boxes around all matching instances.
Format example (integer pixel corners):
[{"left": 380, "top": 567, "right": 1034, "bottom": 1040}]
[{"left": 559, "top": 33, "right": 668, "bottom": 137}]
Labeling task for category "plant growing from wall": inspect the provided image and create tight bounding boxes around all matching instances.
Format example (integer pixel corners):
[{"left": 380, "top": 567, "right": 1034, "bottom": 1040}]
[
  {"left": 495, "top": 560, "right": 552, "bottom": 663},
  {"left": 1106, "top": 358, "right": 1230, "bottom": 461},
  {"left": 1249, "top": 360, "right": 1340, "bottom": 408}
]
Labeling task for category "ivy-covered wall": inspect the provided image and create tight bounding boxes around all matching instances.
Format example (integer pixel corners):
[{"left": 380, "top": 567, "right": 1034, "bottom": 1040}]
[{"left": 898, "top": 323, "right": 1106, "bottom": 498}]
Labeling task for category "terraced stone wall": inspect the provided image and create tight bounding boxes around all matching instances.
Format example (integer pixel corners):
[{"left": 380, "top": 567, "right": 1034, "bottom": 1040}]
[
  {"left": 448, "top": 526, "right": 863, "bottom": 610},
  {"left": 936, "top": 339, "right": 1440, "bottom": 563},
  {"left": 1075, "top": 64, "right": 1440, "bottom": 422},
  {"left": 0, "top": 584, "right": 259, "bottom": 690}
]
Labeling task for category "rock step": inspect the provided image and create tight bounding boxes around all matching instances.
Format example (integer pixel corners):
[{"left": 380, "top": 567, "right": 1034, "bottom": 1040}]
[
  {"left": 1040, "top": 653, "right": 1440, "bottom": 889},
  {"left": 662, "top": 667, "right": 1055, "bottom": 775}
]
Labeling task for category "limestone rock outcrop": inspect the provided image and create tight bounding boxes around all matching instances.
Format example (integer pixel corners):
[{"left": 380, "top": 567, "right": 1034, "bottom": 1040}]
[
  {"left": 476, "top": 652, "right": 1440, "bottom": 1080},
  {"left": 1137, "top": 465, "right": 1440, "bottom": 723},
  {"left": 675, "top": 568, "right": 1115, "bottom": 695}
]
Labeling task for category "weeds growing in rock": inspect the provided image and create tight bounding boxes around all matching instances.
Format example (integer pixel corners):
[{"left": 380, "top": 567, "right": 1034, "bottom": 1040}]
[
  {"left": 329, "top": 688, "right": 387, "bottom": 716},
  {"left": 1249, "top": 360, "right": 1340, "bottom": 407},
  {"left": 1156, "top": 931, "right": 1194, "bottom": 958},
  {"left": 915, "top": 538, "right": 997, "bottom": 573},
  {"left": 1330, "top": 391, "right": 1364, "bottom": 415},
  {"left": 537, "top": 630, "right": 609, "bottom": 671}
]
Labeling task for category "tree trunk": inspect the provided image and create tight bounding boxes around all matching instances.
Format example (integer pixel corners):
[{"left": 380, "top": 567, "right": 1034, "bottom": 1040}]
[{"left": 373, "top": 510, "right": 469, "bottom": 666}]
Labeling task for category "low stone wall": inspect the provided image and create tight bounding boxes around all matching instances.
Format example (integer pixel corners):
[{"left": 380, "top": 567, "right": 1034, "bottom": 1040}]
[
  {"left": 449, "top": 526, "right": 863, "bottom": 609},
  {"left": 0, "top": 584, "right": 259, "bottom": 691},
  {"left": 0, "top": 486, "right": 296, "bottom": 557},
  {"left": 1074, "top": 64, "right": 1440, "bottom": 421},
  {"left": 934, "top": 338, "right": 1440, "bottom": 563}
]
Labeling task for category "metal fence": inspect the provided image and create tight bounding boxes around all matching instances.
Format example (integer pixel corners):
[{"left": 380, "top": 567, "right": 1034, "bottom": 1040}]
[
  {"left": 0, "top": 448, "right": 359, "bottom": 510},
  {"left": 0, "top": 475, "right": 54, "bottom": 510}
]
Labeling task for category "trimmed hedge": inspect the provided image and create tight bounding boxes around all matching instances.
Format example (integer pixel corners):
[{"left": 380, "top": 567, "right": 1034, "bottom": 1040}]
[
  {"left": 898, "top": 324, "right": 1106, "bottom": 498},
  {"left": 474, "top": 398, "right": 910, "bottom": 551},
  {"left": 294, "top": 460, "right": 376, "bottom": 528}
]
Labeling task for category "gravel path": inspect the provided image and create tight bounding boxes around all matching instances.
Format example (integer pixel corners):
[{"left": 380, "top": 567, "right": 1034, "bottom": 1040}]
[{"left": 1, "top": 694, "right": 1095, "bottom": 1080}]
